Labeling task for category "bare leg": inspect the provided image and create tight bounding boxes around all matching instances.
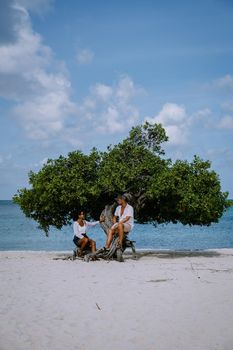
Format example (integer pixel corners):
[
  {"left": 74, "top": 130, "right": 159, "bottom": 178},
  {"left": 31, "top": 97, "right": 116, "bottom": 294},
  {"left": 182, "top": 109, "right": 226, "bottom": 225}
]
[
  {"left": 106, "top": 229, "right": 115, "bottom": 249},
  {"left": 118, "top": 222, "right": 125, "bottom": 248},
  {"left": 89, "top": 239, "right": 96, "bottom": 253},
  {"left": 79, "top": 237, "right": 89, "bottom": 253}
]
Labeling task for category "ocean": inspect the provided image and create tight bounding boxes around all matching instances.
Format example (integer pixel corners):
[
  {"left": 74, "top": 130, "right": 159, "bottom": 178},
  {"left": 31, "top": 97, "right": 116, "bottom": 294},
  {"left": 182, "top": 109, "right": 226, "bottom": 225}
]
[{"left": 0, "top": 200, "right": 233, "bottom": 251}]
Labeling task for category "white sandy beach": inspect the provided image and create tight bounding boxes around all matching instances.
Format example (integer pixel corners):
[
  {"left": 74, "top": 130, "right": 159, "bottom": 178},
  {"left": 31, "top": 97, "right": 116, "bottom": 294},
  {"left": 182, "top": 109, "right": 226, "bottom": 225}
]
[{"left": 0, "top": 249, "right": 233, "bottom": 350}]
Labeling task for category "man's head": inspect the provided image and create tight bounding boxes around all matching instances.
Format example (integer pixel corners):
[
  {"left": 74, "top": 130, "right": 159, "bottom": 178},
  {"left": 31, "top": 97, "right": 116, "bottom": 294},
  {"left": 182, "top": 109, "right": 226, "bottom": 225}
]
[{"left": 116, "top": 194, "right": 128, "bottom": 206}]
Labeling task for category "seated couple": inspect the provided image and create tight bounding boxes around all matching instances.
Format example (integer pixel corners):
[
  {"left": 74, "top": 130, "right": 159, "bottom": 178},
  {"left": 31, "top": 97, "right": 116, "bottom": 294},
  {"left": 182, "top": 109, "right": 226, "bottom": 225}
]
[{"left": 73, "top": 194, "right": 134, "bottom": 256}]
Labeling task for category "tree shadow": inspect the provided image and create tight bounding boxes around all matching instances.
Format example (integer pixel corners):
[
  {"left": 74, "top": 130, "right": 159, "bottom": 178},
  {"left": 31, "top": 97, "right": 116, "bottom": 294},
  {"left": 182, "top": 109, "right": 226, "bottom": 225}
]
[{"left": 124, "top": 249, "right": 222, "bottom": 260}]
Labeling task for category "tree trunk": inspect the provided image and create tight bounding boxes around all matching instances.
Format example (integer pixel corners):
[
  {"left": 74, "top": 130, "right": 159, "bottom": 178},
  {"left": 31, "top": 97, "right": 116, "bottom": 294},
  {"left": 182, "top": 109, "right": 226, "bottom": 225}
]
[{"left": 100, "top": 203, "right": 117, "bottom": 235}]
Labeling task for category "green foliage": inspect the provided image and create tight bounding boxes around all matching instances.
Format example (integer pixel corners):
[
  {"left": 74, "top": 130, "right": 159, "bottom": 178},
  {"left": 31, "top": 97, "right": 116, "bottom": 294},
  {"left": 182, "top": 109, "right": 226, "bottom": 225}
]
[
  {"left": 13, "top": 122, "right": 229, "bottom": 233},
  {"left": 14, "top": 150, "right": 101, "bottom": 234},
  {"left": 146, "top": 156, "right": 228, "bottom": 225}
]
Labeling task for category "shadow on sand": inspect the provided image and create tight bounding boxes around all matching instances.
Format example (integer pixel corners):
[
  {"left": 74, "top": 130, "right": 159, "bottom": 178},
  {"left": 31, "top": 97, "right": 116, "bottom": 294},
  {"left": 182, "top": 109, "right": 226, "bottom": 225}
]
[
  {"left": 124, "top": 249, "right": 221, "bottom": 260},
  {"left": 53, "top": 249, "right": 225, "bottom": 261}
]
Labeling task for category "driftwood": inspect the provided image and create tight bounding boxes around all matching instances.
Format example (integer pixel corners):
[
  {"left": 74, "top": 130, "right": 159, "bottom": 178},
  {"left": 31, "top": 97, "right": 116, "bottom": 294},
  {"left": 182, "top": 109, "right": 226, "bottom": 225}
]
[
  {"left": 99, "top": 203, "right": 116, "bottom": 235},
  {"left": 72, "top": 235, "right": 137, "bottom": 262}
]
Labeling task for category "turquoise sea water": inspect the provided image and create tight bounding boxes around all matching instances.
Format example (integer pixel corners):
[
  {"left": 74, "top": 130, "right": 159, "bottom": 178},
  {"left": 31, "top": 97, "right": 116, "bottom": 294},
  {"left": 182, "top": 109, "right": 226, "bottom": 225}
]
[{"left": 0, "top": 200, "right": 233, "bottom": 251}]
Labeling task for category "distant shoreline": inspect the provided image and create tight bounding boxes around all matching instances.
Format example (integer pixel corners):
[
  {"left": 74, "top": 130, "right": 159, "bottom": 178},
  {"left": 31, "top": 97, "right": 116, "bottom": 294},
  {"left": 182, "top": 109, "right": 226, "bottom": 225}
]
[{"left": 1, "top": 248, "right": 233, "bottom": 258}]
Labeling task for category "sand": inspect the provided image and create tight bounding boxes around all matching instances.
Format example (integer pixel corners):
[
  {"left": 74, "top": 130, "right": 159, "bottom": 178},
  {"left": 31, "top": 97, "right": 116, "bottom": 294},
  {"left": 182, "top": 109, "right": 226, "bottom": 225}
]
[{"left": 0, "top": 249, "right": 233, "bottom": 350}]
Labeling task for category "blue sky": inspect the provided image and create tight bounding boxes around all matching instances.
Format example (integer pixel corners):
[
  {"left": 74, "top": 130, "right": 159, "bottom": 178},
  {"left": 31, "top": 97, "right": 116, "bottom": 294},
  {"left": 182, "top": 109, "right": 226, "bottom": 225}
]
[{"left": 0, "top": 0, "right": 233, "bottom": 199}]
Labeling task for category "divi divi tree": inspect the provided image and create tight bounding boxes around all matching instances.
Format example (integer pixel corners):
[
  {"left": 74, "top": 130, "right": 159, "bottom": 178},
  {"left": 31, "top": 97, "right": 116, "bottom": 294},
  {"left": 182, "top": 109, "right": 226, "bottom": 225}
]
[{"left": 14, "top": 123, "right": 229, "bottom": 235}]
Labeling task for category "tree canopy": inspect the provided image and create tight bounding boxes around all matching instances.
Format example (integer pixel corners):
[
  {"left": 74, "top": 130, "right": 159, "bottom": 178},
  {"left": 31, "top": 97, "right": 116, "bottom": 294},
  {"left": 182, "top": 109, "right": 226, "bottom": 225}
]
[{"left": 13, "top": 122, "right": 229, "bottom": 234}]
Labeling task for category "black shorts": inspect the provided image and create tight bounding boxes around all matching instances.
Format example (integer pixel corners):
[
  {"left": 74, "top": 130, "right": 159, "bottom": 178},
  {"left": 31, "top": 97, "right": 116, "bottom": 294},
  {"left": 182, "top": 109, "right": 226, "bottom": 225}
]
[{"left": 73, "top": 234, "right": 88, "bottom": 247}]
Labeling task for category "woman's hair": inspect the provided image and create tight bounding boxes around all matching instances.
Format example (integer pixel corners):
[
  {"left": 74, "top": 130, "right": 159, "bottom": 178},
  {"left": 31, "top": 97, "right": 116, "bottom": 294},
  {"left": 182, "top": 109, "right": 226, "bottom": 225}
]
[
  {"left": 116, "top": 194, "right": 129, "bottom": 202},
  {"left": 122, "top": 194, "right": 129, "bottom": 202},
  {"left": 73, "top": 209, "right": 85, "bottom": 221}
]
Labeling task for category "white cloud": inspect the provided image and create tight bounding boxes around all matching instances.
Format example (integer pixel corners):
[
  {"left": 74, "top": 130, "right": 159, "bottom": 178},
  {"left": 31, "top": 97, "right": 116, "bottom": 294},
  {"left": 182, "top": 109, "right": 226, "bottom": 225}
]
[
  {"left": 217, "top": 116, "right": 233, "bottom": 130},
  {"left": 145, "top": 105, "right": 217, "bottom": 145},
  {"left": 221, "top": 101, "right": 233, "bottom": 112},
  {"left": 78, "top": 75, "right": 142, "bottom": 134},
  {"left": 205, "top": 148, "right": 233, "bottom": 172},
  {"left": 17, "top": 0, "right": 54, "bottom": 15},
  {"left": 115, "top": 75, "right": 140, "bottom": 101},
  {"left": 212, "top": 74, "right": 233, "bottom": 89},
  {"left": 193, "top": 108, "right": 211, "bottom": 119},
  {"left": 34, "top": 157, "right": 48, "bottom": 167},
  {"left": 0, "top": 154, "right": 12, "bottom": 166},
  {"left": 0, "top": 1, "right": 75, "bottom": 141},
  {"left": 76, "top": 48, "right": 94, "bottom": 64},
  {"left": 91, "top": 84, "right": 113, "bottom": 101},
  {"left": 146, "top": 103, "right": 190, "bottom": 145},
  {"left": 190, "top": 108, "right": 214, "bottom": 129},
  {"left": 102, "top": 107, "right": 124, "bottom": 133},
  {"left": 14, "top": 91, "right": 75, "bottom": 139}
]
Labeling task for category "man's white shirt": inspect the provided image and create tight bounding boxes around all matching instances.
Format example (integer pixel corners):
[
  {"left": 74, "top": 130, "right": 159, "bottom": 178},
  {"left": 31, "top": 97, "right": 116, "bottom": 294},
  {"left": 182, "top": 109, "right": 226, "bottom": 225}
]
[{"left": 114, "top": 204, "right": 134, "bottom": 229}]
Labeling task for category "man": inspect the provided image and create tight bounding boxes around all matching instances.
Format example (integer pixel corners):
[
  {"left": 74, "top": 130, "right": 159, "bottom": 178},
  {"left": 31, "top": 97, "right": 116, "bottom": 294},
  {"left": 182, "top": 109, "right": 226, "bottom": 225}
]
[{"left": 105, "top": 194, "right": 134, "bottom": 250}]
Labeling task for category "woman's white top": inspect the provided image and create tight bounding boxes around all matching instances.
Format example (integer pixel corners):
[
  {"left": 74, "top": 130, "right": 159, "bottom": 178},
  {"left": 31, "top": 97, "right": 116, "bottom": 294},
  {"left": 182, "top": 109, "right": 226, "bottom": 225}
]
[
  {"left": 114, "top": 204, "right": 134, "bottom": 229},
  {"left": 73, "top": 220, "right": 99, "bottom": 239}
]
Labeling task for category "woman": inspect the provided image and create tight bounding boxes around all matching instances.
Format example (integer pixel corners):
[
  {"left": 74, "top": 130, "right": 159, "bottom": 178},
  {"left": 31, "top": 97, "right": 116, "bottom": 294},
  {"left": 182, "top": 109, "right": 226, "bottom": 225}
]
[{"left": 73, "top": 211, "right": 104, "bottom": 256}]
